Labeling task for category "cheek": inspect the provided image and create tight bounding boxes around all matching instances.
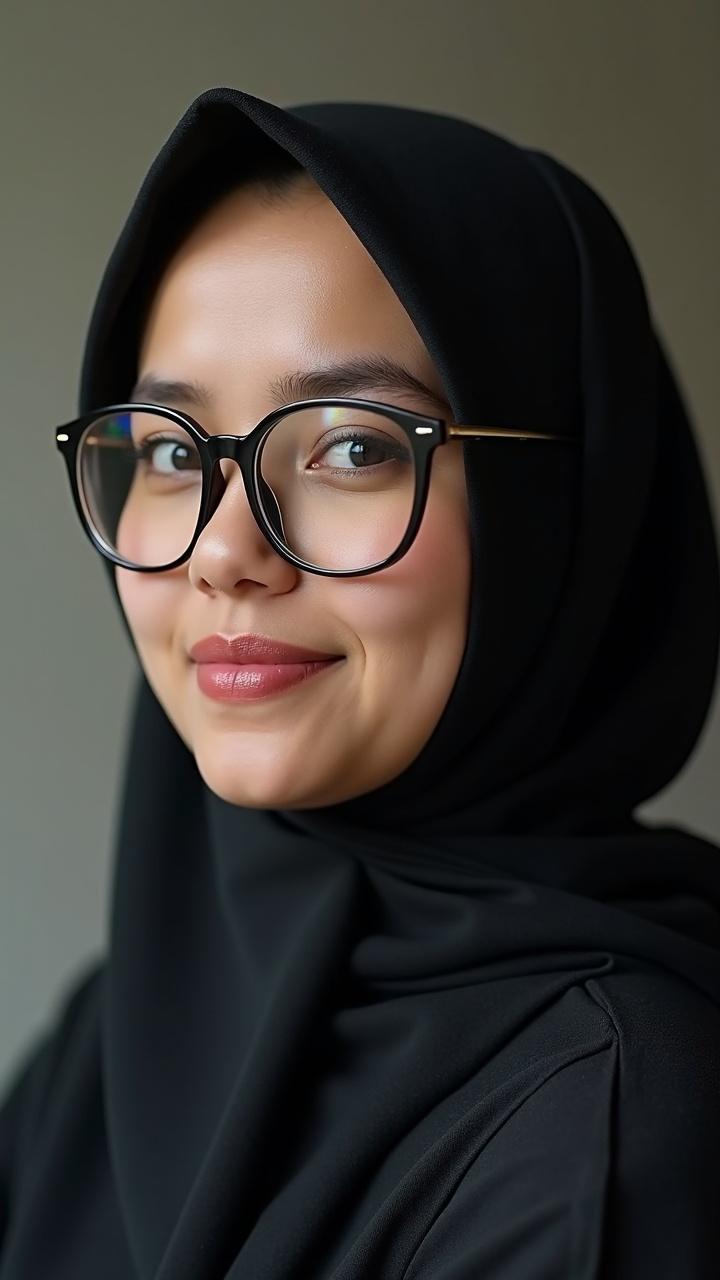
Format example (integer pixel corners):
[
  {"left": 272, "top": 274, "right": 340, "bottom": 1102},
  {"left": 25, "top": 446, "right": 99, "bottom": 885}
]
[
  {"left": 334, "top": 485, "right": 471, "bottom": 666},
  {"left": 114, "top": 567, "right": 182, "bottom": 648},
  {"left": 409, "top": 493, "right": 470, "bottom": 585},
  {"left": 114, "top": 566, "right": 195, "bottom": 752}
]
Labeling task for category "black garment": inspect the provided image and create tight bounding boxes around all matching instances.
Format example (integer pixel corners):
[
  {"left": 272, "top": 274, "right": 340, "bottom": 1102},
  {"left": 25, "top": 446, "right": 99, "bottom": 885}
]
[{"left": 2, "top": 86, "right": 720, "bottom": 1279}]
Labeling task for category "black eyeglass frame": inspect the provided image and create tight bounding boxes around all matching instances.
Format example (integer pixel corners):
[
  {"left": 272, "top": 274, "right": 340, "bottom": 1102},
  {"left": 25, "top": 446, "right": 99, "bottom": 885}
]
[{"left": 54, "top": 397, "right": 576, "bottom": 579}]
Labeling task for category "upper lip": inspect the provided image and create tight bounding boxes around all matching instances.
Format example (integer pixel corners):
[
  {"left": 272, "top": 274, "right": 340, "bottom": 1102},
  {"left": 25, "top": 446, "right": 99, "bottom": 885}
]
[{"left": 189, "top": 633, "right": 343, "bottom": 664}]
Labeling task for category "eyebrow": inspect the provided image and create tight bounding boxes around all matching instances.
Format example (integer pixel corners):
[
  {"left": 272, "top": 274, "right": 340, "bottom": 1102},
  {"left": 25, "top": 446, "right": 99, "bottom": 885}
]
[{"left": 128, "top": 355, "right": 449, "bottom": 414}]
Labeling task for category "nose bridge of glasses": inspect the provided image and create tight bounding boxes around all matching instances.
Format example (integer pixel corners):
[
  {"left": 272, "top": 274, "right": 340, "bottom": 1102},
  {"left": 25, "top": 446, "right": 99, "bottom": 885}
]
[
  {"left": 210, "top": 432, "right": 256, "bottom": 463},
  {"left": 208, "top": 434, "right": 258, "bottom": 500},
  {"left": 205, "top": 439, "right": 286, "bottom": 542}
]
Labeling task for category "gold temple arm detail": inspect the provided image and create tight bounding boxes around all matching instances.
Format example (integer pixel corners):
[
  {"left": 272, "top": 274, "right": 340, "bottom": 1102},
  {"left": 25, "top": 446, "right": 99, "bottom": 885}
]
[{"left": 447, "top": 425, "right": 576, "bottom": 442}]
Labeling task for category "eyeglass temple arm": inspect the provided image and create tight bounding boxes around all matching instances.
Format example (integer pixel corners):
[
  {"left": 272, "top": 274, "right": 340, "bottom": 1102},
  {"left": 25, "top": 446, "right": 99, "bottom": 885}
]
[{"left": 447, "top": 424, "right": 575, "bottom": 442}]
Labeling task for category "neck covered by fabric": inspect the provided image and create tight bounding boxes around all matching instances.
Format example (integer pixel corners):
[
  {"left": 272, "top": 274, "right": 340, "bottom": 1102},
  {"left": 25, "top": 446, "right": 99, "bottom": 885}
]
[{"left": 11, "top": 87, "right": 719, "bottom": 1279}]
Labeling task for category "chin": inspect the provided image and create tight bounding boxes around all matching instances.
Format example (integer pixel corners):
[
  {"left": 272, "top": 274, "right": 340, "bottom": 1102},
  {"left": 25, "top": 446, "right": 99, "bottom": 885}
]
[{"left": 191, "top": 739, "right": 318, "bottom": 810}]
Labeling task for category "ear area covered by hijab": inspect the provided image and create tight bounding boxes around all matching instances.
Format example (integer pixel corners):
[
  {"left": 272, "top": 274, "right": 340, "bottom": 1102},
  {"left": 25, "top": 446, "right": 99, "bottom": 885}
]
[{"left": 1, "top": 86, "right": 720, "bottom": 1280}]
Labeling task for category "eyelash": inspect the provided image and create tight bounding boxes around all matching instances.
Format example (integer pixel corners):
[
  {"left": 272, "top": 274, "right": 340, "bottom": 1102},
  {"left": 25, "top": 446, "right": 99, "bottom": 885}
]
[
  {"left": 310, "top": 428, "right": 411, "bottom": 470},
  {"left": 133, "top": 427, "right": 412, "bottom": 474}
]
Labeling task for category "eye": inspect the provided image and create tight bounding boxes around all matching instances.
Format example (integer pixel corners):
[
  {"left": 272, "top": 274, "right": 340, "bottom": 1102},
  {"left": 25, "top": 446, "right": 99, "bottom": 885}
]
[
  {"left": 309, "top": 428, "right": 412, "bottom": 472},
  {"left": 136, "top": 435, "right": 201, "bottom": 475}
]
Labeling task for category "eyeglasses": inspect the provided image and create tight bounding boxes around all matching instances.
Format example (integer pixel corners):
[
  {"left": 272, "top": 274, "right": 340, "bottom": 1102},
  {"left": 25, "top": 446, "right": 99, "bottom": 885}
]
[{"left": 54, "top": 397, "right": 576, "bottom": 578}]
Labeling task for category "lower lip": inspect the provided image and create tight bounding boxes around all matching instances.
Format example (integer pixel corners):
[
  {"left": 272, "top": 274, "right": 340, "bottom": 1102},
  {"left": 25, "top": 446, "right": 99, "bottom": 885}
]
[{"left": 194, "top": 659, "right": 344, "bottom": 701}]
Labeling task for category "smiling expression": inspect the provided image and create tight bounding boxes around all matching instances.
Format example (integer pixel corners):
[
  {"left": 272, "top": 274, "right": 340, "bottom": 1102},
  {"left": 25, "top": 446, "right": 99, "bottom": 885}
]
[{"left": 115, "top": 175, "right": 472, "bottom": 810}]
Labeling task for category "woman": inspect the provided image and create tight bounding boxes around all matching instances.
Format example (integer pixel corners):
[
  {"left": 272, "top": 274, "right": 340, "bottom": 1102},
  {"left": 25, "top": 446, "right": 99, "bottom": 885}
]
[{"left": 1, "top": 85, "right": 719, "bottom": 1278}]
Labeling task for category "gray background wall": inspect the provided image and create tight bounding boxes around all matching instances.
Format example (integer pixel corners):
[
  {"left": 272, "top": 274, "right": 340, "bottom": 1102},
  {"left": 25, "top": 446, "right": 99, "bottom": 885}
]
[{"left": 1, "top": 0, "right": 718, "bottom": 1093}]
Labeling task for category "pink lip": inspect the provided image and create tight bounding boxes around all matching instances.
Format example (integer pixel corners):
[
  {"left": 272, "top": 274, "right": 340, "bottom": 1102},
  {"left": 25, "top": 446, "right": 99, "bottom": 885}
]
[
  {"left": 189, "top": 633, "right": 345, "bottom": 702},
  {"left": 189, "top": 633, "right": 341, "bottom": 664}
]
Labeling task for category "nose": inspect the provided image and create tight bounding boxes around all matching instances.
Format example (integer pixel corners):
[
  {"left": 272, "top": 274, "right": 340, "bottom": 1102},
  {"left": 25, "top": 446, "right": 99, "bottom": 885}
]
[{"left": 187, "top": 458, "right": 296, "bottom": 593}]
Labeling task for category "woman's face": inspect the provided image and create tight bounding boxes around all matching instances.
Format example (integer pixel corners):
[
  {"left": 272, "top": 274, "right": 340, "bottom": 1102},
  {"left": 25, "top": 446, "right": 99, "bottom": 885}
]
[{"left": 115, "top": 176, "right": 471, "bottom": 809}]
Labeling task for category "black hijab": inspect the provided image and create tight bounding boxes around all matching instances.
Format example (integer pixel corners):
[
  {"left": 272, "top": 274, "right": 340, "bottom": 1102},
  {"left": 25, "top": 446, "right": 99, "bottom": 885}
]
[{"left": 2, "top": 85, "right": 720, "bottom": 1279}]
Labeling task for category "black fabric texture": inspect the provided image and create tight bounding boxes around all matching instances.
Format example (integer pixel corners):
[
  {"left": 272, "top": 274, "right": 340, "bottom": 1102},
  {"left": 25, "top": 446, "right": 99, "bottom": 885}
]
[{"left": 2, "top": 86, "right": 720, "bottom": 1278}]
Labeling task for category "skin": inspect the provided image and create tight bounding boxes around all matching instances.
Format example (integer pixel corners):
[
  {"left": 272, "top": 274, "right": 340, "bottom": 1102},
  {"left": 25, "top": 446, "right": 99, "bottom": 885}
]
[{"left": 115, "top": 176, "right": 472, "bottom": 809}]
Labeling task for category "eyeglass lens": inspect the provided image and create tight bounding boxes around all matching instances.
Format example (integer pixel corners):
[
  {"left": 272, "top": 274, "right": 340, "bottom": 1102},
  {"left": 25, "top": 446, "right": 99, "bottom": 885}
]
[{"left": 77, "top": 405, "right": 418, "bottom": 572}]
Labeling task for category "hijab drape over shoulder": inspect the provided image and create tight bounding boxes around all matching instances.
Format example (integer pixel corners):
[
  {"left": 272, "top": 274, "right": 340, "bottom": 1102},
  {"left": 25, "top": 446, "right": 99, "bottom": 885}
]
[{"left": 2, "top": 86, "right": 720, "bottom": 1279}]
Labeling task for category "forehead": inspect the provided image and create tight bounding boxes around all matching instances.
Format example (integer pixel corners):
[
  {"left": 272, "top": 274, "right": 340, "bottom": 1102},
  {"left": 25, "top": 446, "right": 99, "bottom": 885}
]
[
  {"left": 137, "top": 181, "right": 435, "bottom": 397},
  {"left": 145, "top": 183, "right": 408, "bottom": 325}
]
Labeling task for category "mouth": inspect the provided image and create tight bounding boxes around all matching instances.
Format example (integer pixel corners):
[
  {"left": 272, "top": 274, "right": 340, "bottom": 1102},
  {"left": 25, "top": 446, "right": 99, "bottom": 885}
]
[
  {"left": 188, "top": 632, "right": 345, "bottom": 703},
  {"left": 193, "top": 656, "right": 345, "bottom": 702},
  {"left": 189, "top": 632, "right": 342, "bottom": 665}
]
